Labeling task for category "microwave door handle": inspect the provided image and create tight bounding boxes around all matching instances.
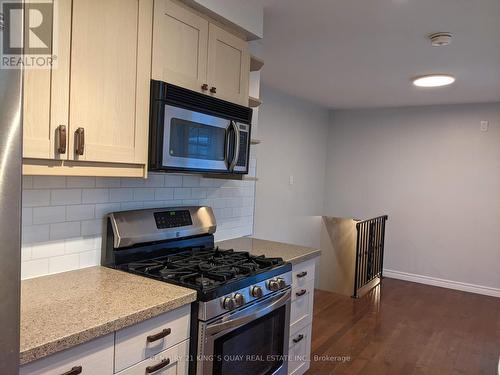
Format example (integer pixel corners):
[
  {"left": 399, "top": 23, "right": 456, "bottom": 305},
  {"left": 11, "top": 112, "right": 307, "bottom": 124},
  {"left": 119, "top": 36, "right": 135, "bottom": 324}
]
[
  {"left": 225, "top": 121, "right": 233, "bottom": 169},
  {"left": 229, "top": 121, "right": 240, "bottom": 172}
]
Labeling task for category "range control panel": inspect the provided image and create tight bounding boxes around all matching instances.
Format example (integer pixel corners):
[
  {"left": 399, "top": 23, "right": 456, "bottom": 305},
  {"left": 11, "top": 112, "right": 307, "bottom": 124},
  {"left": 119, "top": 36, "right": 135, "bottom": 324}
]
[{"left": 154, "top": 210, "right": 193, "bottom": 229}]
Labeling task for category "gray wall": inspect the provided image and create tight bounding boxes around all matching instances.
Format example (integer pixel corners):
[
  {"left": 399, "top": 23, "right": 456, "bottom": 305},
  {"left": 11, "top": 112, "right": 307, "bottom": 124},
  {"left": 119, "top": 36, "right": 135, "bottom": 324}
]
[
  {"left": 253, "top": 85, "right": 329, "bottom": 248},
  {"left": 325, "top": 103, "right": 500, "bottom": 289}
]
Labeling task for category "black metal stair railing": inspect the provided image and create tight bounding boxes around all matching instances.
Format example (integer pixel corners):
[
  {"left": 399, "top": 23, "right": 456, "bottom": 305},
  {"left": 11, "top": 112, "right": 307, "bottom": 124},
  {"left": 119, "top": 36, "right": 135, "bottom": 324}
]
[{"left": 353, "top": 215, "right": 388, "bottom": 298}]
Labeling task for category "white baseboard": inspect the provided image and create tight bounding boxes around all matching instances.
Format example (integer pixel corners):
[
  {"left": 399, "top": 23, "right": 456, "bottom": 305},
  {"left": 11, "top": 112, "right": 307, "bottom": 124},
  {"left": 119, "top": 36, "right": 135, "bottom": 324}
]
[{"left": 383, "top": 269, "right": 500, "bottom": 298}]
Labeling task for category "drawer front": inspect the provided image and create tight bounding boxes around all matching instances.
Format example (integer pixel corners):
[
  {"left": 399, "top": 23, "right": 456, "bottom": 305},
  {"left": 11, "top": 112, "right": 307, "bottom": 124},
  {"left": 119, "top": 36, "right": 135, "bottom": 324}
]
[
  {"left": 115, "top": 339, "right": 189, "bottom": 375},
  {"left": 292, "top": 259, "right": 316, "bottom": 288},
  {"left": 20, "top": 334, "right": 114, "bottom": 375},
  {"left": 290, "top": 280, "right": 315, "bottom": 332},
  {"left": 288, "top": 324, "right": 312, "bottom": 375},
  {"left": 115, "top": 305, "right": 190, "bottom": 373}
]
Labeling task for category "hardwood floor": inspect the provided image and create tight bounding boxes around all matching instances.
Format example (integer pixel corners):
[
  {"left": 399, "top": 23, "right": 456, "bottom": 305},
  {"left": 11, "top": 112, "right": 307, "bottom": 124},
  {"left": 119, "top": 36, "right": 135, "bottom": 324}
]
[{"left": 308, "top": 278, "right": 500, "bottom": 375}]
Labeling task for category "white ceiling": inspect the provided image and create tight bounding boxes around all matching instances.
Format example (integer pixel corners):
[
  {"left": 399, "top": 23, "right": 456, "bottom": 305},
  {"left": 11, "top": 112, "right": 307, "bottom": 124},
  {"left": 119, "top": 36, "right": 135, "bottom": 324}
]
[{"left": 261, "top": 0, "right": 500, "bottom": 109}]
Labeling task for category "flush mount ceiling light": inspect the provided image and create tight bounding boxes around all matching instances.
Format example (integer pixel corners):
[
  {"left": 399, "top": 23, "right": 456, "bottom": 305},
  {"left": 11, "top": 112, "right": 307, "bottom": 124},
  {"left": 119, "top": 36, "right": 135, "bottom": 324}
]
[
  {"left": 429, "top": 32, "right": 453, "bottom": 47},
  {"left": 412, "top": 74, "right": 456, "bottom": 88}
]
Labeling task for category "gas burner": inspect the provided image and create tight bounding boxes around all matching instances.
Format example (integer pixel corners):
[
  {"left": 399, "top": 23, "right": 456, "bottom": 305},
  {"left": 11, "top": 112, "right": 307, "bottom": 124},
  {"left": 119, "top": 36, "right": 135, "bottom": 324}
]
[{"left": 127, "top": 247, "right": 286, "bottom": 292}]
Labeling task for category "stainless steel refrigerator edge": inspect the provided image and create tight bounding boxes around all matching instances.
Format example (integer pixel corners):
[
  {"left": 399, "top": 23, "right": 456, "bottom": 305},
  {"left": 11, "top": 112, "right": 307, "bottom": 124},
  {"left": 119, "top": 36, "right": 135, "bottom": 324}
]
[{"left": 0, "top": 3, "right": 23, "bottom": 373}]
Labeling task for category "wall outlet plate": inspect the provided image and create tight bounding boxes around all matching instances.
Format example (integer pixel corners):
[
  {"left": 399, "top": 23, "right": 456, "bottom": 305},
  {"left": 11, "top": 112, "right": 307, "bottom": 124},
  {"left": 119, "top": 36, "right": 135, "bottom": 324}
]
[{"left": 480, "top": 121, "right": 489, "bottom": 132}]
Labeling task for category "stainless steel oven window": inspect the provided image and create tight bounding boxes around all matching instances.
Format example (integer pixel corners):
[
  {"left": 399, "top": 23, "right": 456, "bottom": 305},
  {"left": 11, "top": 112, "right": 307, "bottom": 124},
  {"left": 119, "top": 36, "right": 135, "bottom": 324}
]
[
  {"left": 198, "top": 289, "right": 291, "bottom": 375},
  {"left": 163, "top": 105, "right": 230, "bottom": 171}
]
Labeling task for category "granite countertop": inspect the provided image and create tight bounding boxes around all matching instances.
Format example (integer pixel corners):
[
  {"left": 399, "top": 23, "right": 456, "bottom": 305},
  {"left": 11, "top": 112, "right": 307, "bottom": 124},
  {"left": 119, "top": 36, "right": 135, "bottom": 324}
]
[
  {"left": 20, "top": 266, "right": 197, "bottom": 365},
  {"left": 216, "top": 237, "right": 321, "bottom": 265}
]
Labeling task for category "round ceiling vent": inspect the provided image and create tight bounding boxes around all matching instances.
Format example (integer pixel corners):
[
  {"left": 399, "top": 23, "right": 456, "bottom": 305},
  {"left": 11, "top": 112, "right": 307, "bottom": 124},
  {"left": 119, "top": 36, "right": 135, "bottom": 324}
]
[{"left": 429, "top": 32, "right": 453, "bottom": 47}]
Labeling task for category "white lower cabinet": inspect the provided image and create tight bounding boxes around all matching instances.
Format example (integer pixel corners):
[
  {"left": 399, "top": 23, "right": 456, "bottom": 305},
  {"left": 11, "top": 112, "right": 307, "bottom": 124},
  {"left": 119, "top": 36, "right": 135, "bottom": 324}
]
[
  {"left": 20, "top": 334, "right": 114, "bottom": 375},
  {"left": 115, "top": 339, "right": 189, "bottom": 375},
  {"left": 288, "top": 324, "right": 312, "bottom": 375},
  {"left": 20, "top": 306, "right": 190, "bottom": 375},
  {"left": 288, "top": 258, "right": 316, "bottom": 375}
]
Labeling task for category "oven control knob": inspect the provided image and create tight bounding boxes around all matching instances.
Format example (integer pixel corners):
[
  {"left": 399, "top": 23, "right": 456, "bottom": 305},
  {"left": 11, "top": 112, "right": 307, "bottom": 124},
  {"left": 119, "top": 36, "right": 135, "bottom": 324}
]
[
  {"left": 267, "top": 279, "right": 281, "bottom": 292},
  {"left": 251, "top": 286, "right": 263, "bottom": 298},
  {"left": 233, "top": 293, "right": 245, "bottom": 307},
  {"left": 222, "top": 296, "right": 236, "bottom": 310},
  {"left": 277, "top": 277, "right": 286, "bottom": 289}
]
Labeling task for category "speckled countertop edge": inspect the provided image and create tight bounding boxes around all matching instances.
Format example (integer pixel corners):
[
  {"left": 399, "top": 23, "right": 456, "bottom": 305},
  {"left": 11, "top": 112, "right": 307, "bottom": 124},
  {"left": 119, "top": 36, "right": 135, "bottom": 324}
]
[{"left": 20, "top": 267, "right": 197, "bottom": 365}]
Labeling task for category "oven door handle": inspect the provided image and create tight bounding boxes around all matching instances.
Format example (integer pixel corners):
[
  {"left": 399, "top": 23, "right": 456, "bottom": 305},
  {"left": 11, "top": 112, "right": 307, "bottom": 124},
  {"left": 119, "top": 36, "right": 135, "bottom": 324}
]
[
  {"left": 228, "top": 121, "right": 240, "bottom": 172},
  {"left": 206, "top": 289, "right": 291, "bottom": 336},
  {"left": 225, "top": 121, "right": 234, "bottom": 170}
]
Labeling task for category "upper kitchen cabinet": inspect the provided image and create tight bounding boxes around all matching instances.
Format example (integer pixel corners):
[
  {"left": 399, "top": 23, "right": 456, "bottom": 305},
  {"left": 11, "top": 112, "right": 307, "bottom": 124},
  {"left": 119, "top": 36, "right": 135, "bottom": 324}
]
[
  {"left": 152, "top": 0, "right": 250, "bottom": 106},
  {"left": 23, "top": 0, "right": 71, "bottom": 160},
  {"left": 206, "top": 23, "right": 250, "bottom": 106},
  {"left": 69, "top": 0, "right": 150, "bottom": 165},
  {"left": 152, "top": 0, "right": 209, "bottom": 93},
  {"left": 23, "top": 0, "right": 153, "bottom": 177}
]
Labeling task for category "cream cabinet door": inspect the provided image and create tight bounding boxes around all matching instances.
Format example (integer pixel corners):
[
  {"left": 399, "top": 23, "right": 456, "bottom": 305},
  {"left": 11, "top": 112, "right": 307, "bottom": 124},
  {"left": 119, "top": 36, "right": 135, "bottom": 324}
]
[
  {"left": 152, "top": 0, "right": 209, "bottom": 93},
  {"left": 68, "top": 0, "right": 151, "bottom": 164},
  {"left": 23, "top": 0, "right": 71, "bottom": 160},
  {"left": 207, "top": 23, "right": 249, "bottom": 106}
]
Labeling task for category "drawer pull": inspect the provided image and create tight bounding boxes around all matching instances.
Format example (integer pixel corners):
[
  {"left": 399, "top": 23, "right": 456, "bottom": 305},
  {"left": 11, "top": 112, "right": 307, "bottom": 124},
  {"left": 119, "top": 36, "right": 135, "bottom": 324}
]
[
  {"left": 295, "top": 289, "right": 307, "bottom": 297},
  {"left": 57, "top": 125, "right": 67, "bottom": 154},
  {"left": 146, "top": 328, "right": 171, "bottom": 343},
  {"left": 60, "top": 366, "right": 82, "bottom": 375},
  {"left": 296, "top": 271, "right": 308, "bottom": 278},
  {"left": 145, "top": 358, "right": 170, "bottom": 373},
  {"left": 293, "top": 334, "right": 304, "bottom": 344},
  {"left": 74, "top": 127, "right": 85, "bottom": 156}
]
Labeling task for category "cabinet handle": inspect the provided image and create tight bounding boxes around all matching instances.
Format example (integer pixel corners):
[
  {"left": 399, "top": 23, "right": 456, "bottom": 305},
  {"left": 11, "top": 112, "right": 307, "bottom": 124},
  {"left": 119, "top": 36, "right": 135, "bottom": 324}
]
[
  {"left": 60, "top": 366, "right": 82, "bottom": 375},
  {"left": 210, "top": 86, "right": 217, "bottom": 93},
  {"left": 295, "top": 289, "right": 307, "bottom": 297},
  {"left": 145, "top": 358, "right": 170, "bottom": 373},
  {"left": 57, "top": 125, "right": 67, "bottom": 154},
  {"left": 74, "top": 127, "right": 85, "bottom": 156},
  {"left": 201, "top": 83, "right": 209, "bottom": 91},
  {"left": 293, "top": 334, "right": 304, "bottom": 344},
  {"left": 146, "top": 328, "right": 171, "bottom": 343},
  {"left": 296, "top": 271, "right": 308, "bottom": 278}
]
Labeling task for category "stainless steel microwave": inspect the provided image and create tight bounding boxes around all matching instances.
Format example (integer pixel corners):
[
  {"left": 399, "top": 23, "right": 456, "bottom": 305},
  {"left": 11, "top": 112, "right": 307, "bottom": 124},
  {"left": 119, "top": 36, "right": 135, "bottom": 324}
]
[{"left": 149, "top": 81, "right": 252, "bottom": 174}]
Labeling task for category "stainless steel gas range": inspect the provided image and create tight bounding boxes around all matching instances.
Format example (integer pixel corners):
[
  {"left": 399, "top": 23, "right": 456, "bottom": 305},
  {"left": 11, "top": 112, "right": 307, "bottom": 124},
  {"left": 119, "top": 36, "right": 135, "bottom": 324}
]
[{"left": 103, "top": 206, "right": 291, "bottom": 375}]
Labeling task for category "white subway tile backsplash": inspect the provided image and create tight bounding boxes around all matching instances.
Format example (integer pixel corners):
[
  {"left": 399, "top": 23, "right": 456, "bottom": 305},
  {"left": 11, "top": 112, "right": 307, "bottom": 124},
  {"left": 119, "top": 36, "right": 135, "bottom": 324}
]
[
  {"left": 144, "top": 174, "right": 165, "bottom": 187},
  {"left": 120, "top": 201, "right": 144, "bottom": 211},
  {"left": 109, "top": 188, "right": 133, "bottom": 203},
  {"left": 21, "top": 172, "right": 255, "bottom": 279},
  {"left": 65, "top": 236, "right": 98, "bottom": 254},
  {"left": 66, "top": 205, "right": 95, "bottom": 221},
  {"left": 182, "top": 175, "right": 200, "bottom": 187},
  {"left": 174, "top": 188, "right": 191, "bottom": 199},
  {"left": 154, "top": 188, "right": 174, "bottom": 200},
  {"left": 67, "top": 176, "right": 96, "bottom": 188},
  {"left": 50, "top": 222, "right": 81, "bottom": 240},
  {"left": 164, "top": 175, "right": 183, "bottom": 187},
  {"left": 96, "top": 177, "right": 121, "bottom": 188},
  {"left": 95, "top": 203, "right": 121, "bottom": 218},
  {"left": 79, "top": 250, "right": 100, "bottom": 268},
  {"left": 31, "top": 241, "right": 66, "bottom": 259},
  {"left": 33, "top": 176, "right": 66, "bottom": 189},
  {"left": 81, "top": 219, "right": 104, "bottom": 236},
  {"left": 133, "top": 188, "right": 155, "bottom": 201},
  {"left": 22, "top": 224, "right": 50, "bottom": 244},
  {"left": 23, "top": 189, "right": 51, "bottom": 207},
  {"left": 49, "top": 254, "right": 80, "bottom": 274},
  {"left": 82, "top": 189, "right": 109, "bottom": 204},
  {"left": 22, "top": 176, "right": 33, "bottom": 189},
  {"left": 50, "top": 189, "right": 82, "bottom": 206},
  {"left": 22, "top": 258, "right": 49, "bottom": 279},
  {"left": 22, "top": 207, "right": 33, "bottom": 226},
  {"left": 33, "top": 206, "right": 66, "bottom": 225}
]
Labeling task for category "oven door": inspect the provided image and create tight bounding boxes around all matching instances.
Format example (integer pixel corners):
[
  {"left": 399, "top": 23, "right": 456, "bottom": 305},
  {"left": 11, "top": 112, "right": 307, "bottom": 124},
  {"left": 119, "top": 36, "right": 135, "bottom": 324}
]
[
  {"left": 163, "top": 104, "right": 238, "bottom": 173},
  {"left": 198, "top": 289, "right": 291, "bottom": 375}
]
